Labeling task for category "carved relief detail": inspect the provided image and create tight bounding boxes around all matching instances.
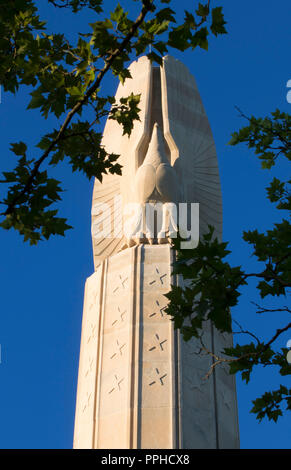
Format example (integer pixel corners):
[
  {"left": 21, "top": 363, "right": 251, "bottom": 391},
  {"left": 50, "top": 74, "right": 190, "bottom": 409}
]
[
  {"left": 80, "top": 280, "right": 99, "bottom": 416},
  {"left": 148, "top": 298, "right": 167, "bottom": 319},
  {"left": 148, "top": 333, "right": 167, "bottom": 352},
  {"left": 84, "top": 355, "right": 94, "bottom": 377},
  {"left": 149, "top": 367, "right": 167, "bottom": 386},
  {"left": 82, "top": 391, "right": 92, "bottom": 413},
  {"left": 148, "top": 267, "right": 167, "bottom": 287},
  {"left": 110, "top": 339, "right": 126, "bottom": 359},
  {"left": 108, "top": 374, "right": 125, "bottom": 395},
  {"left": 112, "top": 274, "right": 129, "bottom": 294},
  {"left": 111, "top": 306, "right": 127, "bottom": 328},
  {"left": 98, "top": 261, "right": 131, "bottom": 418},
  {"left": 87, "top": 322, "right": 97, "bottom": 344}
]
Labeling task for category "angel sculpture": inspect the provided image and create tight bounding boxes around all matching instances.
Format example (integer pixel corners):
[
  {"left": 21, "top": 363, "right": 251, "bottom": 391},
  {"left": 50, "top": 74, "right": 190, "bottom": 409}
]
[
  {"left": 91, "top": 55, "right": 222, "bottom": 270},
  {"left": 126, "top": 122, "right": 180, "bottom": 246}
]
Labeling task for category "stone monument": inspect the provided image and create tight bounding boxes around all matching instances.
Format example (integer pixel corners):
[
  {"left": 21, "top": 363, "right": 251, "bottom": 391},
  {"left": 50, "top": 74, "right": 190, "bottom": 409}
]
[{"left": 73, "top": 56, "right": 240, "bottom": 449}]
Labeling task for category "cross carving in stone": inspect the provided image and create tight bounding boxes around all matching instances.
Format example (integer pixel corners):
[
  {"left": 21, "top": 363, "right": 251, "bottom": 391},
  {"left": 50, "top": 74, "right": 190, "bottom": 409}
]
[
  {"left": 113, "top": 274, "right": 128, "bottom": 294},
  {"left": 87, "top": 322, "right": 97, "bottom": 343},
  {"left": 82, "top": 391, "right": 92, "bottom": 413},
  {"left": 110, "top": 339, "right": 126, "bottom": 359},
  {"left": 108, "top": 374, "right": 124, "bottom": 394},
  {"left": 148, "top": 333, "right": 167, "bottom": 352},
  {"left": 149, "top": 299, "right": 167, "bottom": 318},
  {"left": 149, "top": 267, "right": 167, "bottom": 287},
  {"left": 149, "top": 367, "right": 167, "bottom": 386},
  {"left": 84, "top": 356, "right": 94, "bottom": 377},
  {"left": 111, "top": 306, "right": 127, "bottom": 327}
]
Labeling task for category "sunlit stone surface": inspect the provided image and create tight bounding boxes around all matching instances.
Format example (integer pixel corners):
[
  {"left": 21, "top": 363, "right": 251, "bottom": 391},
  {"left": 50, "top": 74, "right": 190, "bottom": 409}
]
[{"left": 73, "top": 56, "right": 239, "bottom": 449}]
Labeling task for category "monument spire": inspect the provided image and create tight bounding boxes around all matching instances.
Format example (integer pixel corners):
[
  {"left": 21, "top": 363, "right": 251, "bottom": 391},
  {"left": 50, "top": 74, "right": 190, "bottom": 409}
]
[{"left": 73, "top": 56, "right": 239, "bottom": 449}]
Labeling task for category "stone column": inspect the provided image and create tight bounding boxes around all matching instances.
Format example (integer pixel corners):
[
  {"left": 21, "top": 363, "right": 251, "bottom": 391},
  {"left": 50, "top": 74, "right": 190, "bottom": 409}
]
[{"left": 73, "top": 244, "right": 239, "bottom": 449}]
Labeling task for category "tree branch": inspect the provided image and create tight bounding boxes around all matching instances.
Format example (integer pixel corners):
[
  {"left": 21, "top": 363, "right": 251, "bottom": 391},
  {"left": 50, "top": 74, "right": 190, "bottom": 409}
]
[
  {"left": 4, "top": 1, "right": 152, "bottom": 216},
  {"left": 199, "top": 320, "right": 291, "bottom": 380},
  {"left": 251, "top": 302, "right": 291, "bottom": 315}
]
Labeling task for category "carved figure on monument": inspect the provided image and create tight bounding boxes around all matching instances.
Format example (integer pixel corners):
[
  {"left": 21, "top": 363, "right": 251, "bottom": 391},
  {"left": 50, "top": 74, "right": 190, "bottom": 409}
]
[
  {"left": 127, "top": 121, "right": 180, "bottom": 246},
  {"left": 91, "top": 55, "right": 222, "bottom": 270}
]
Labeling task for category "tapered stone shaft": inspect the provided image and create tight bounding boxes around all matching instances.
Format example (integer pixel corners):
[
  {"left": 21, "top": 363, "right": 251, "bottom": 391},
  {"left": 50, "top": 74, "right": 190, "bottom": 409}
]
[
  {"left": 74, "top": 245, "right": 239, "bottom": 448},
  {"left": 74, "top": 55, "right": 239, "bottom": 449}
]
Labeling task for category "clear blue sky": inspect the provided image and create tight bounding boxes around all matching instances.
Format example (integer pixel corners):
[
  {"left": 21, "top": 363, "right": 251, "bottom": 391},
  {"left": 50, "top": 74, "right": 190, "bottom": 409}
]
[{"left": 0, "top": 0, "right": 290, "bottom": 449}]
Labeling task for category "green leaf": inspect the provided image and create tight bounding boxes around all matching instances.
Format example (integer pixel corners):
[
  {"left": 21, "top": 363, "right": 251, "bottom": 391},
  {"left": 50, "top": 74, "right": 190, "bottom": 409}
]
[
  {"left": 191, "top": 27, "right": 209, "bottom": 50},
  {"left": 196, "top": 3, "right": 210, "bottom": 18},
  {"left": 10, "top": 142, "right": 27, "bottom": 156},
  {"left": 211, "top": 7, "right": 227, "bottom": 36}
]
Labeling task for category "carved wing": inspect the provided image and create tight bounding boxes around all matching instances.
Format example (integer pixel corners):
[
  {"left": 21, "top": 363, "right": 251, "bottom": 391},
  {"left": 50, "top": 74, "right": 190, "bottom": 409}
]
[
  {"left": 92, "top": 57, "right": 152, "bottom": 269},
  {"left": 161, "top": 55, "right": 223, "bottom": 240}
]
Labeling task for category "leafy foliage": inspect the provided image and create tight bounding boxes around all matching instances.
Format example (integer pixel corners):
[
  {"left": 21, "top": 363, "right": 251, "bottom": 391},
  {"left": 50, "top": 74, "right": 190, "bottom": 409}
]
[
  {"left": 229, "top": 109, "right": 291, "bottom": 169},
  {"left": 166, "top": 110, "right": 291, "bottom": 422},
  {"left": 251, "top": 385, "right": 291, "bottom": 423},
  {"left": 166, "top": 228, "right": 241, "bottom": 339},
  {"left": 0, "top": 0, "right": 226, "bottom": 243}
]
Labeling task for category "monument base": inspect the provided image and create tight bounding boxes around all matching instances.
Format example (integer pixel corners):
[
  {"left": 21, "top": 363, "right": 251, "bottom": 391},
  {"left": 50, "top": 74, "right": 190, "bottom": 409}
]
[{"left": 73, "top": 245, "right": 239, "bottom": 449}]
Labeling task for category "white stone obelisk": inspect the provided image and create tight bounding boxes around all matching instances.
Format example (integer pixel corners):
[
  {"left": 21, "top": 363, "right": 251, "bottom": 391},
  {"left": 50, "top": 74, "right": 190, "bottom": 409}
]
[{"left": 73, "top": 56, "right": 240, "bottom": 449}]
